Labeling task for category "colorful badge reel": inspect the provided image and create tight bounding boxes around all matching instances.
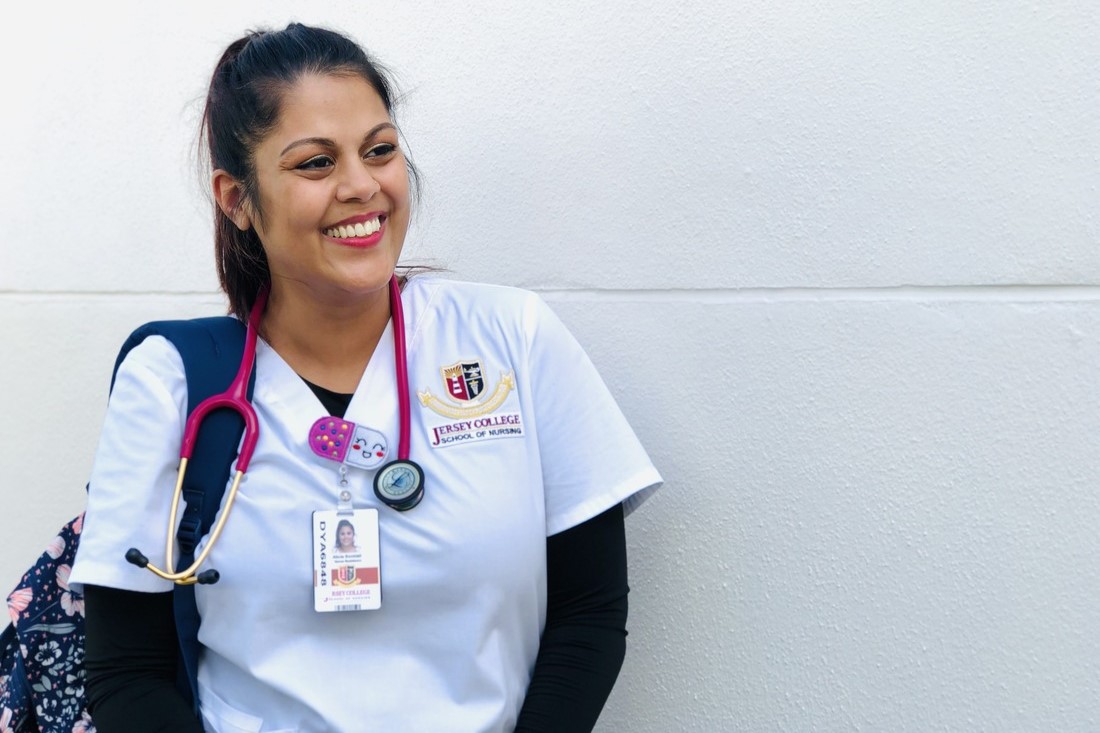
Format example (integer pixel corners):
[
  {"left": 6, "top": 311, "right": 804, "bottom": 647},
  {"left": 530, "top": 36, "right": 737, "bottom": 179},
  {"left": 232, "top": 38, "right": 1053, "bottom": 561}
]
[{"left": 309, "top": 417, "right": 389, "bottom": 471}]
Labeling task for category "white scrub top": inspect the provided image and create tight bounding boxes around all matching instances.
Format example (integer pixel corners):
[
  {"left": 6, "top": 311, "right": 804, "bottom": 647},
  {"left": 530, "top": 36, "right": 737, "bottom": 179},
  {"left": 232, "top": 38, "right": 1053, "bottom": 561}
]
[{"left": 71, "top": 277, "right": 661, "bottom": 733}]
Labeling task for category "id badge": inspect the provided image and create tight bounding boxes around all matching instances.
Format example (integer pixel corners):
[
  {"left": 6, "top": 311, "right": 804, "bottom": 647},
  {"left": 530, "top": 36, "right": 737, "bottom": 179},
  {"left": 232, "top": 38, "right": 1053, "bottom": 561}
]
[{"left": 312, "top": 508, "right": 381, "bottom": 612}]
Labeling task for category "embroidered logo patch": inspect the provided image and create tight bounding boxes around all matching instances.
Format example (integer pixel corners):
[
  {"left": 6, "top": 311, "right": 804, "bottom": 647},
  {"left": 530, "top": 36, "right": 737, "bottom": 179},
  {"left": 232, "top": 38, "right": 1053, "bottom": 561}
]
[
  {"left": 419, "top": 360, "right": 516, "bottom": 419},
  {"left": 419, "top": 358, "right": 524, "bottom": 447}
]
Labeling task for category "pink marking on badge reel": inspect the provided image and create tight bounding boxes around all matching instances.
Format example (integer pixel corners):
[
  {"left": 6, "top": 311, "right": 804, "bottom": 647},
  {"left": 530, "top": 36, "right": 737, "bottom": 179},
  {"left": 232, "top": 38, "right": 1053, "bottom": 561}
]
[{"left": 309, "top": 416, "right": 357, "bottom": 463}]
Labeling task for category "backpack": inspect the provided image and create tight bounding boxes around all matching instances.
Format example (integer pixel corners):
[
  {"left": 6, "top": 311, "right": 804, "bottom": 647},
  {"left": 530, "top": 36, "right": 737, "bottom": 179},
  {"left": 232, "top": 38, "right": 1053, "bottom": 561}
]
[{"left": 1, "top": 315, "right": 252, "bottom": 733}]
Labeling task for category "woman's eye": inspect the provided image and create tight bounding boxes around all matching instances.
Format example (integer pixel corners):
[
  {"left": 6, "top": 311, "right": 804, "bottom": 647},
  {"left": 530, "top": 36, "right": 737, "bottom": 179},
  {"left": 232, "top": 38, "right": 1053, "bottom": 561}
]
[
  {"left": 365, "top": 143, "right": 397, "bottom": 159},
  {"left": 296, "top": 155, "right": 333, "bottom": 170}
]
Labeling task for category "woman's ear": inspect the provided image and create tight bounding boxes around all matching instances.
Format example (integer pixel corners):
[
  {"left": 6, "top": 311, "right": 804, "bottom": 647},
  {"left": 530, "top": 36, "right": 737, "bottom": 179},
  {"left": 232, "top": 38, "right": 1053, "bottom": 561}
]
[{"left": 212, "top": 170, "right": 253, "bottom": 231}]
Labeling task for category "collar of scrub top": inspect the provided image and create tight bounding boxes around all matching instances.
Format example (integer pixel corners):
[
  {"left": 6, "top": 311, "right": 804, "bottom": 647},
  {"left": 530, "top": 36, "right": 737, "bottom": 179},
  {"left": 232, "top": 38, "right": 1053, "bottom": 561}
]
[{"left": 125, "top": 283, "right": 268, "bottom": 586}]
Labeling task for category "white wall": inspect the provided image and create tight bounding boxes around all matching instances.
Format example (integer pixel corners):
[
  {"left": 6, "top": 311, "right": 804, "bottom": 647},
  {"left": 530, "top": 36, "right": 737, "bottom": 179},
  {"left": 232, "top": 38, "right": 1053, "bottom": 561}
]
[{"left": 2, "top": 1, "right": 1097, "bottom": 730}]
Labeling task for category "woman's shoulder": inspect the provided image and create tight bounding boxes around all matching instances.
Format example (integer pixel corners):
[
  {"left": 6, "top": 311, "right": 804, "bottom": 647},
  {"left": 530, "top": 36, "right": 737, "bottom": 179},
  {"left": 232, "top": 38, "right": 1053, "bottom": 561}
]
[{"left": 114, "top": 332, "right": 188, "bottom": 384}]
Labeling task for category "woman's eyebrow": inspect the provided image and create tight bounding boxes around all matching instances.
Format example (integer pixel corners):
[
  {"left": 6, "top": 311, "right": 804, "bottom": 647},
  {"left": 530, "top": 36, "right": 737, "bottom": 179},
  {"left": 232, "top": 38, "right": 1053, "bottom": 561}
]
[
  {"left": 279, "top": 123, "right": 397, "bottom": 157},
  {"left": 365, "top": 122, "right": 397, "bottom": 139},
  {"left": 280, "top": 137, "right": 335, "bottom": 156}
]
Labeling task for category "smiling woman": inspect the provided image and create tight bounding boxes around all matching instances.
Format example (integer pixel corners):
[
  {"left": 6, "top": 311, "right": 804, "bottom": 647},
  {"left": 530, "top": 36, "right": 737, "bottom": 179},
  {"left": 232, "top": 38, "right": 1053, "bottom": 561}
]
[
  {"left": 66, "top": 22, "right": 661, "bottom": 733},
  {"left": 218, "top": 97, "right": 408, "bottom": 297}
]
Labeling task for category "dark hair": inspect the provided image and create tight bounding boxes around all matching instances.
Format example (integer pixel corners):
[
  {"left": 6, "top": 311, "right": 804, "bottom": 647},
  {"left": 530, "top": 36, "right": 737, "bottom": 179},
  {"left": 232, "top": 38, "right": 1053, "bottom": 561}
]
[{"left": 200, "top": 22, "right": 421, "bottom": 318}]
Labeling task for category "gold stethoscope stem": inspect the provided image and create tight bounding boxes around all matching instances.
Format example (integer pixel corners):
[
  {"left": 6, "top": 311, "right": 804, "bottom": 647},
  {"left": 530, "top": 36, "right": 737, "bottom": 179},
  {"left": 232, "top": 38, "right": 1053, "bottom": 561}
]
[{"left": 139, "top": 458, "right": 246, "bottom": 586}]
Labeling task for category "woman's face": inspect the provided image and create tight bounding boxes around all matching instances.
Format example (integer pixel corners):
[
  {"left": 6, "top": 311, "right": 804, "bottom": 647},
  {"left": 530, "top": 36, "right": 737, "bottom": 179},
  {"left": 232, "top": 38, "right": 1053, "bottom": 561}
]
[
  {"left": 339, "top": 524, "right": 355, "bottom": 548},
  {"left": 244, "top": 72, "right": 411, "bottom": 307}
]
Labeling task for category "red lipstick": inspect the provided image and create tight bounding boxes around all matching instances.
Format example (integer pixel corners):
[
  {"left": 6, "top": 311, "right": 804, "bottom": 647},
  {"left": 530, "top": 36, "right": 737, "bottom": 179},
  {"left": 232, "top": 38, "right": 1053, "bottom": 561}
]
[{"left": 323, "top": 212, "right": 387, "bottom": 248}]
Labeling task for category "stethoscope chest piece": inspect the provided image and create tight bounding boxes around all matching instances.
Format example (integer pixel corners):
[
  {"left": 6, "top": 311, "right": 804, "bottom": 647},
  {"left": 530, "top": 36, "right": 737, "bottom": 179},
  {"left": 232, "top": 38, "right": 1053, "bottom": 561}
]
[{"left": 374, "top": 460, "right": 425, "bottom": 511}]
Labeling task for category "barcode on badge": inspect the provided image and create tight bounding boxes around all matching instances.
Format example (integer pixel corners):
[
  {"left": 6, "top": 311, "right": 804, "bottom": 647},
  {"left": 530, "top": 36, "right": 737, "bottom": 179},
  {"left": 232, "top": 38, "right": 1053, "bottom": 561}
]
[{"left": 336, "top": 604, "right": 362, "bottom": 612}]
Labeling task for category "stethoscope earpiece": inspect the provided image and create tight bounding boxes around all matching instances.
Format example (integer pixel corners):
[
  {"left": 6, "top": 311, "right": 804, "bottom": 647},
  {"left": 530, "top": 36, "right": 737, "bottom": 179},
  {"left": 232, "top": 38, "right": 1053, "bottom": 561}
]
[
  {"left": 196, "top": 569, "right": 221, "bottom": 585},
  {"left": 125, "top": 548, "right": 149, "bottom": 568},
  {"left": 127, "top": 547, "right": 221, "bottom": 584}
]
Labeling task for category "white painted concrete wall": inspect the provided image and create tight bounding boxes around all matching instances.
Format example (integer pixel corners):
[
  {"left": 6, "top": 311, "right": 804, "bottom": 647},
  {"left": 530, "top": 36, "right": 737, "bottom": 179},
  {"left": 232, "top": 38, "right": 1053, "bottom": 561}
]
[{"left": 2, "top": 1, "right": 1097, "bottom": 730}]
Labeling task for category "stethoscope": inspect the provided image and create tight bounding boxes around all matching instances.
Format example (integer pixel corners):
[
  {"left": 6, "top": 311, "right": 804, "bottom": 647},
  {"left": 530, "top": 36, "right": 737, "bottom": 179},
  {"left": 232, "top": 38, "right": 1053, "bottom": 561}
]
[{"left": 126, "top": 275, "right": 423, "bottom": 585}]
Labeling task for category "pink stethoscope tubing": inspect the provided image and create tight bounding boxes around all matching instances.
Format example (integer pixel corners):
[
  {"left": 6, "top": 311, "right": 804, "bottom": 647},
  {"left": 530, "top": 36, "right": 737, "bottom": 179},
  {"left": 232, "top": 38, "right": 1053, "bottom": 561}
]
[
  {"left": 128, "top": 274, "right": 415, "bottom": 585},
  {"left": 390, "top": 274, "right": 412, "bottom": 461}
]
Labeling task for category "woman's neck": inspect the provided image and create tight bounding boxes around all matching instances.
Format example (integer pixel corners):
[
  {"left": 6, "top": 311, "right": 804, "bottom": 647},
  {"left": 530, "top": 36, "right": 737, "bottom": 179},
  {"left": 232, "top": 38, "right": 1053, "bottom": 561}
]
[{"left": 261, "top": 281, "right": 393, "bottom": 393}]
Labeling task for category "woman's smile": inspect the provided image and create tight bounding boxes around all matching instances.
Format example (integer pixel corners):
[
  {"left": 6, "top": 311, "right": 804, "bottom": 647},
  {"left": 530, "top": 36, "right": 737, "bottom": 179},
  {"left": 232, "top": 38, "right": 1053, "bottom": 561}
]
[{"left": 323, "top": 212, "right": 387, "bottom": 247}]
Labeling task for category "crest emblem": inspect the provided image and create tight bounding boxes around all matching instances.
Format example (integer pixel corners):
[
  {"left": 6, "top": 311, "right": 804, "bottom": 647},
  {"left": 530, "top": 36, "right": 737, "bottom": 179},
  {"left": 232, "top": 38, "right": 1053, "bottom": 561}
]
[
  {"left": 419, "top": 357, "right": 516, "bottom": 419},
  {"left": 442, "top": 361, "right": 485, "bottom": 402}
]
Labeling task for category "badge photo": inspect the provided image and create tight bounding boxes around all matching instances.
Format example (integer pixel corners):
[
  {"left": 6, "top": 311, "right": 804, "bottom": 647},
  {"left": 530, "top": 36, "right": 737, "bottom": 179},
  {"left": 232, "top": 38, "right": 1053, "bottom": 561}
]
[{"left": 312, "top": 508, "right": 381, "bottom": 613}]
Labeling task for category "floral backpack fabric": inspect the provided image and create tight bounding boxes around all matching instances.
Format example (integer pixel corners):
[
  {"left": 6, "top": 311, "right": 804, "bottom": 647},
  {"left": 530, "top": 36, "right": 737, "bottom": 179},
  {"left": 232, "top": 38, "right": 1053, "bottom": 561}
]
[
  {"left": 1, "top": 513, "right": 94, "bottom": 733},
  {"left": 0, "top": 316, "right": 252, "bottom": 733}
]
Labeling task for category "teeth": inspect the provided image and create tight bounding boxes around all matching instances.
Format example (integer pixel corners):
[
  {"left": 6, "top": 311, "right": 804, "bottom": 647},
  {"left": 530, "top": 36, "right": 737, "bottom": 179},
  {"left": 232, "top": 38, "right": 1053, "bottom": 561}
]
[{"left": 326, "top": 218, "right": 381, "bottom": 239}]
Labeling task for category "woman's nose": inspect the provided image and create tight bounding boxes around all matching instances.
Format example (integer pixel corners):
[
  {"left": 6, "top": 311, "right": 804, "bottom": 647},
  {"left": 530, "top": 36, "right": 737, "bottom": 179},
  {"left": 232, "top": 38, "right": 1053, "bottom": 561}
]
[{"left": 335, "top": 162, "right": 381, "bottom": 202}]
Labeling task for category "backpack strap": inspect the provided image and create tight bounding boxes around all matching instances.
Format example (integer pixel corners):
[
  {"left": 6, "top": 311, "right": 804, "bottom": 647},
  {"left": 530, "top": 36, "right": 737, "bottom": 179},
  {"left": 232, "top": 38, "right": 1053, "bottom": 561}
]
[{"left": 113, "top": 315, "right": 255, "bottom": 716}]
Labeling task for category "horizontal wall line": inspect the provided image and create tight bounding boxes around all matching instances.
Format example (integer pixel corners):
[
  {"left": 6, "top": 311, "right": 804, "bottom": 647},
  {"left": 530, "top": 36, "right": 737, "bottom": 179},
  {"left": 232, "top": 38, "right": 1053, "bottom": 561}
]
[
  {"left": 538, "top": 285, "right": 1100, "bottom": 303},
  {"left": 4, "top": 285, "right": 1100, "bottom": 304},
  {"left": 0, "top": 290, "right": 227, "bottom": 301}
]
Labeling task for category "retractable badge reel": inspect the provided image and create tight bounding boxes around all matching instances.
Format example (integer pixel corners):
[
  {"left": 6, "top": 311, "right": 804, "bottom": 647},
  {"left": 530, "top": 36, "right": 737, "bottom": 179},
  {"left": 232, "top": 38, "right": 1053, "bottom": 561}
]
[{"left": 309, "top": 417, "right": 424, "bottom": 510}]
